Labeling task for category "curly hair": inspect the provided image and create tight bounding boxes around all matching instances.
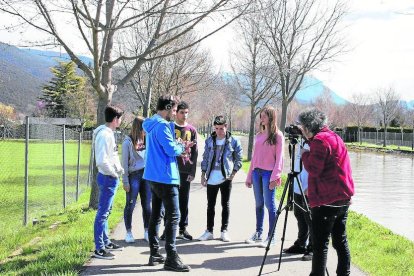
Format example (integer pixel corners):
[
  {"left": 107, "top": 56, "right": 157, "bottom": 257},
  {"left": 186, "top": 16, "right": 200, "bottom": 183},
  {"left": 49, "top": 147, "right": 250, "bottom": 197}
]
[{"left": 297, "top": 108, "right": 328, "bottom": 134}]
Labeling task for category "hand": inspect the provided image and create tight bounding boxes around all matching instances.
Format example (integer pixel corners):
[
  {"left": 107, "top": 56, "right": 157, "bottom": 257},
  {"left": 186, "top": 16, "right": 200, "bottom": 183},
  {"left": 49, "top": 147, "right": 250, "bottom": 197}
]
[
  {"left": 201, "top": 177, "right": 207, "bottom": 187},
  {"left": 227, "top": 172, "right": 236, "bottom": 181},
  {"left": 187, "top": 175, "right": 195, "bottom": 182},
  {"left": 245, "top": 181, "right": 252, "bottom": 188},
  {"left": 269, "top": 178, "right": 281, "bottom": 190},
  {"left": 123, "top": 184, "right": 130, "bottom": 192},
  {"left": 300, "top": 147, "right": 310, "bottom": 155}
]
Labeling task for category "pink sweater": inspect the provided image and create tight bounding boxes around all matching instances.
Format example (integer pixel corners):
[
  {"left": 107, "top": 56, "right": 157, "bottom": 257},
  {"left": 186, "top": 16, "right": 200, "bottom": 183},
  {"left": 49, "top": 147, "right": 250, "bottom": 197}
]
[{"left": 246, "top": 130, "right": 284, "bottom": 183}]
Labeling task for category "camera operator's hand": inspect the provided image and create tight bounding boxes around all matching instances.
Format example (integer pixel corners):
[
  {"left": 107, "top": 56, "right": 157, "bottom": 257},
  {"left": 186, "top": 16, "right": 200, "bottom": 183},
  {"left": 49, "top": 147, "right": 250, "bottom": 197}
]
[
  {"left": 300, "top": 147, "right": 310, "bottom": 155},
  {"left": 269, "top": 178, "right": 281, "bottom": 190},
  {"left": 245, "top": 181, "right": 252, "bottom": 188}
]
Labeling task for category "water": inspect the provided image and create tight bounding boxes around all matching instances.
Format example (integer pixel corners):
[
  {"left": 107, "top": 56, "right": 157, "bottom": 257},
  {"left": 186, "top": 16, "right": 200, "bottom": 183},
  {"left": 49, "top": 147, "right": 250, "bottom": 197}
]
[{"left": 236, "top": 135, "right": 414, "bottom": 241}]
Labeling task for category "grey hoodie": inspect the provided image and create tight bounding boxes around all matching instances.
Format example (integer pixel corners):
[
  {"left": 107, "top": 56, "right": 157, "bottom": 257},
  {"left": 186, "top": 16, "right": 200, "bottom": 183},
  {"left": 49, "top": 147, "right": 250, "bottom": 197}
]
[{"left": 121, "top": 135, "right": 145, "bottom": 185}]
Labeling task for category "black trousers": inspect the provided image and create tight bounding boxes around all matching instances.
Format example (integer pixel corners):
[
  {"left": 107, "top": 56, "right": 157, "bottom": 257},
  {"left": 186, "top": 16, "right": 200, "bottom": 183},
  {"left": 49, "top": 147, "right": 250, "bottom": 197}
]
[
  {"left": 293, "top": 193, "right": 312, "bottom": 249},
  {"left": 310, "top": 205, "right": 350, "bottom": 276},
  {"left": 206, "top": 180, "right": 232, "bottom": 232},
  {"left": 178, "top": 173, "right": 191, "bottom": 231}
]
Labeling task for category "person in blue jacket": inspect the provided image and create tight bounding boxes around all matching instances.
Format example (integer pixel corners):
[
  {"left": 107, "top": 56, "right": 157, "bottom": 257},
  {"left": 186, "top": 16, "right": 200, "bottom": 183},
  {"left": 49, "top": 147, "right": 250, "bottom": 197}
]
[{"left": 143, "top": 95, "right": 190, "bottom": 272}]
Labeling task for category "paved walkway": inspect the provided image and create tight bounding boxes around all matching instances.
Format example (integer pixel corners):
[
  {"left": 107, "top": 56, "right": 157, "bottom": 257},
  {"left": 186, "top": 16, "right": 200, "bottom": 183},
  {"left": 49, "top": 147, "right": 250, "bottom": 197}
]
[{"left": 82, "top": 140, "right": 366, "bottom": 276}]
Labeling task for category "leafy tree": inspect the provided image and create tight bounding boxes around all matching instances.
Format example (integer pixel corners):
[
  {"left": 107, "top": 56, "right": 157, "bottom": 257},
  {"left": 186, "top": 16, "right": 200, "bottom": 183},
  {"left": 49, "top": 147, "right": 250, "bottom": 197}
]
[{"left": 40, "top": 61, "right": 86, "bottom": 118}]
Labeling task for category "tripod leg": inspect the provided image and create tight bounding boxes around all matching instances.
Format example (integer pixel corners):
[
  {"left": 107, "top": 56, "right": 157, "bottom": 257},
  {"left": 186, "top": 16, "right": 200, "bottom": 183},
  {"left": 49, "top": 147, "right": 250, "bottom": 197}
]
[{"left": 277, "top": 198, "right": 291, "bottom": 271}]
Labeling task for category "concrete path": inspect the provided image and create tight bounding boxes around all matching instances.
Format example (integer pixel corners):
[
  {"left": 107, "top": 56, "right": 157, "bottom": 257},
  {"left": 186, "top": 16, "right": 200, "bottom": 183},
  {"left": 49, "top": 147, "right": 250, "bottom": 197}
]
[{"left": 82, "top": 140, "right": 366, "bottom": 276}]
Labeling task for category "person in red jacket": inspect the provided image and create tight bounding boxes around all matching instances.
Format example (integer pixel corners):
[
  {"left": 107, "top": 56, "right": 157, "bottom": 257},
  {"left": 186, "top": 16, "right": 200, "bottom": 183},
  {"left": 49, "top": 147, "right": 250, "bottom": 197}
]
[{"left": 297, "top": 108, "right": 354, "bottom": 276}]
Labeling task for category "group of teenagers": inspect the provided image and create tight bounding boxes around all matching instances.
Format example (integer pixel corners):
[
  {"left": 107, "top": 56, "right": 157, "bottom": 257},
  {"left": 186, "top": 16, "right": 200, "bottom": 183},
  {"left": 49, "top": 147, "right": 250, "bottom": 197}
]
[{"left": 92, "top": 95, "right": 355, "bottom": 275}]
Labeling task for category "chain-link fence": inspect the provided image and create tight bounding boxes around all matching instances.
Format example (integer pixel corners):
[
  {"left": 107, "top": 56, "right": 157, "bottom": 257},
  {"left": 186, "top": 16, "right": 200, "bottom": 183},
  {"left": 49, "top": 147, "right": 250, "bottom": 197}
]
[
  {"left": 0, "top": 117, "right": 92, "bottom": 237},
  {"left": 336, "top": 130, "right": 414, "bottom": 149}
]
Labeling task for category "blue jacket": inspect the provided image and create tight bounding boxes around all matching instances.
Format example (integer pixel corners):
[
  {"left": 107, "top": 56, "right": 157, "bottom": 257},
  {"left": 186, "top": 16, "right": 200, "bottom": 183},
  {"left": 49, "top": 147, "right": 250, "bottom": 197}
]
[
  {"left": 143, "top": 114, "right": 184, "bottom": 185},
  {"left": 201, "top": 132, "right": 243, "bottom": 180}
]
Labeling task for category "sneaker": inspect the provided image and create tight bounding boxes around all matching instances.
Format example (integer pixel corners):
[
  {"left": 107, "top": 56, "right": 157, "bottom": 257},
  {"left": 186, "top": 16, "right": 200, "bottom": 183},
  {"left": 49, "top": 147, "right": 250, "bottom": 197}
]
[
  {"left": 164, "top": 252, "right": 191, "bottom": 272},
  {"left": 245, "top": 232, "right": 263, "bottom": 244},
  {"left": 283, "top": 244, "right": 306, "bottom": 254},
  {"left": 125, "top": 231, "right": 135, "bottom": 243},
  {"left": 144, "top": 229, "right": 149, "bottom": 242},
  {"left": 93, "top": 249, "right": 115, "bottom": 260},
  {"left": 220, "top": 230, "right": 231, "bottom": 242},
  {"left": 302, "top": 249, "right": 313, "bottom": 261},
  {"left": 160, "top": 230, "right": 166, "bottom": 241},
  {"left": 197, "top": 230, "right": 214, "bottom": 241},
  {"left": 177, "top": 229, "right": 193, "bottom": 240},
  {"left": 105, "top": 242, "right": 123, "bottom": 251},
  {"left": 259, "top": 237, "right": 276, "bottom": 248},
  {"left": 148, "top": 252, "right": 165, "bottom": 266}
]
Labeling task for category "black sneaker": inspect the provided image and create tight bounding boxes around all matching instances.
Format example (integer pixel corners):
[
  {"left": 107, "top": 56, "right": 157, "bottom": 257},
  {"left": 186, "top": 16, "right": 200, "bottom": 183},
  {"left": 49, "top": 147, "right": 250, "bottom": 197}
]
[
  {"left": 105, "top": 242, "right": 123, "bottom": 251},
  {"left": 148, "top": 252, "right": 165, "bottom": 266},
  {"left": 160, "top": 230, "right": 166, "bottom": 241},
  {"left": 177, "top": 230, "right": 193, "bottom": 240},
  {"left": 164, "top": 252, "right": 191, "bottom": 272},
  {"left": 283, "top": 244, "right": 307, "bottom": 254},
  {"left": 302, "top": 250, "right": 313, "bottom": 261},
  {"left": 93, "top": 249, "right": 115, "bottom": 260}
]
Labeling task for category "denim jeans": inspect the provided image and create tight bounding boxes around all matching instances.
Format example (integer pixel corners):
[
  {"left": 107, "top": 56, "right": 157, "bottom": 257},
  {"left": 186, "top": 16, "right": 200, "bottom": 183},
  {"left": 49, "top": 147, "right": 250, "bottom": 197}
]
[
  {"left": 310, "top": 205, "right": 350, "bottom": 276},
  {"left": 293, "top": 193, "right": 312, "bottom": 248},
  {"left": 206, "top": 180, "right": 232, "bottom": 232},
  {"left": 124, "top": 169, "right": 152, "bottom": 231},
  {"left": 148, "top": 182, "right": 180, "bottom": 256},
  {"left": 94, "top": 173, "right": 118, "bottom": 250},
  {"left": 252, "top": 168, "right": 276, "bottom": 238},
  {"left": 179, "top": 173, "right": 191, "bottom": 231}
]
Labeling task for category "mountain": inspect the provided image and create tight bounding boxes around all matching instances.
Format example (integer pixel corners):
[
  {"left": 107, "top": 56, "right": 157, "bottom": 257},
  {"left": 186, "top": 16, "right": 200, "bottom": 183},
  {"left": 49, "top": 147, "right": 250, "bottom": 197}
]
[{"left": 295, "top": 76, "right": 348, "bottom": 105}]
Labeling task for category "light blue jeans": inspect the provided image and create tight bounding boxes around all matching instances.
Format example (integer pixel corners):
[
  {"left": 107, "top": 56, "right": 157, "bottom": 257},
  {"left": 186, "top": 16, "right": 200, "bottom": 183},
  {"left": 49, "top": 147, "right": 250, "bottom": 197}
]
[
  {"left": 252, "top": 168, "right": 277, "bottom": 238},
  {"left": 94, "top": 173, "right": 118, "bottom": 250}
]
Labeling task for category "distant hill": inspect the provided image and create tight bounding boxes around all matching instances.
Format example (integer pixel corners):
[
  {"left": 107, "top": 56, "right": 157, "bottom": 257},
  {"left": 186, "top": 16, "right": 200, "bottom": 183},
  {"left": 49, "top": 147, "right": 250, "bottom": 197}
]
[{"left": 295, "top": 76, "right": 348, "bottom": 105}]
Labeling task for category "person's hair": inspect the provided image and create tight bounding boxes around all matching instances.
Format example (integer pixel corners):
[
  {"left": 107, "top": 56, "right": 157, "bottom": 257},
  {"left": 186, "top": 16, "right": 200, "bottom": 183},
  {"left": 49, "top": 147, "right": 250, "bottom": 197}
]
[
  {"left": 260, "top": 105, "right": 279, "bottom": 145},
  {"left": 129, "top": 116, "right": 145, "bottom": 148},
  {"left": 213, "top": 115, "right": 226, "bottom": 126},
  {"left": 104, "top": 105, "right": 124, "bottom": 123},
  {"left": 156, "top": 95, "right": 178, "bottom": 111},
  {"left": 177, "top": 101, "right": 189, "bottom": 112},
  {"left": 297, "top": 108, "right": 328, "bottom": 134}
]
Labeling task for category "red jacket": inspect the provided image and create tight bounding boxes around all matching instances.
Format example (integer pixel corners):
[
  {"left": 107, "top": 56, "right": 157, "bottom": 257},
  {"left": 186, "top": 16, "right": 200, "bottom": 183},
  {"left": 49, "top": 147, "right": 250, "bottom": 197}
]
[{"left": 301, "top": 127, "right": 354, "bottom": 208}]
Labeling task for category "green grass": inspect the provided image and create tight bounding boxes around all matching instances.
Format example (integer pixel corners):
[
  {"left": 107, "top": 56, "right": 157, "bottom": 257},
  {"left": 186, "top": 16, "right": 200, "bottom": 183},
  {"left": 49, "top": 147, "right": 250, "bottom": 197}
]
[
  {"left": 242, "top": 159, "right": 414, "bottom": 275},
  {"left": 0, "top": 188, "right": 125, "bottom": 275},
  {"left": 347, "top": 142, "right": 414, "bottom": 152}
]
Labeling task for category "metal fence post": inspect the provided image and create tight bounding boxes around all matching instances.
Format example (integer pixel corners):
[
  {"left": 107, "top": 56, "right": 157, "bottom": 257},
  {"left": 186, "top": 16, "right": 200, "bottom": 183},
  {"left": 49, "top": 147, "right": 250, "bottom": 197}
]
[
  {"left": 62, "top": 124, "right": 66, "bottom": 209},
  {"left": 76, "top": 124, "right": 83, "bottom": 201},
  {"left": 24, "top": 116, "right": 29, "bottom": 226}
]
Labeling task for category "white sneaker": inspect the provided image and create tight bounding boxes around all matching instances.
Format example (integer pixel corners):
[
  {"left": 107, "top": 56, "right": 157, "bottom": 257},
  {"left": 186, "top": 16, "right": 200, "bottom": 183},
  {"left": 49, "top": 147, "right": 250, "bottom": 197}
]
[
  {"left": 245, "top": 232, "right": 263, "bottom": 244},
  {"left": 259, "top": 237, "right": 276, "bottom": 248},
  {"left": 144, "top": 229, "right": 149, "bottom": 242},
  {"left": 220, "top": 230, "right": 231, "bottom": 242},
  {"left": 197, "top": 230, "right": 214, "bottom": 241},
  {"left": 125, "top": 231, "right": 135, "bottom": 243}
]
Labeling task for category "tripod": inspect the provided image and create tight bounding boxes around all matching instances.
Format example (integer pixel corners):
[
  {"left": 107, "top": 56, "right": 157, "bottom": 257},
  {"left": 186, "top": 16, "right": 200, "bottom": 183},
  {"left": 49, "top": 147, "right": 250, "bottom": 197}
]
[{"left": 258, "top": 136, "right": 325, "bottom": 275}]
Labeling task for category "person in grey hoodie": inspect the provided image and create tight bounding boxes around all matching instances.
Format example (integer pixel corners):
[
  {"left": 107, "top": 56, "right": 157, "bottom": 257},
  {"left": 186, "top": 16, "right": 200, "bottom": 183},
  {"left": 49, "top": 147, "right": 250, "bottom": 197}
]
[
  {"left": 122, "top": 116, "right": 151, "bottom": 244},
  {"left": 93, "top": 105, "right": 124, "bottom": 260}
]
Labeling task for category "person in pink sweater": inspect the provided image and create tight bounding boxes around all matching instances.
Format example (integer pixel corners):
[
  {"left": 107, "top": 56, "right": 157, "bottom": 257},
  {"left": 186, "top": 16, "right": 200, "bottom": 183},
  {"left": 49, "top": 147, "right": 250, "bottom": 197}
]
[{"left": 245, "top": 106, "right": 284, "bottom": 248}]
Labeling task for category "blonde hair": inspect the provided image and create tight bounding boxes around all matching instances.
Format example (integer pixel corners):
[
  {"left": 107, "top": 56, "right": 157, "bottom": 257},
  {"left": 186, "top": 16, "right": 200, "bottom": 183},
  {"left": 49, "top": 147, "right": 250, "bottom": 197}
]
[
  {"left": 129, "top": 116, "right": 145, "bottom": 148},
  {"left": 260, "top": 105, "right": 279, "bottom": 145}
]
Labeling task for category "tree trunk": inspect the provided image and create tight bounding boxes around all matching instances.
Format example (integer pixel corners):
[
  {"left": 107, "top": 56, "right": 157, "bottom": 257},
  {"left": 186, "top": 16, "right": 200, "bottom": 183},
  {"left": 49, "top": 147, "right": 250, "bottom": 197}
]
[
  {"left": 280, "top": 99, "right": 288, "bottom": 132},
  {"left": 247, "top": 105, "right": 256, "bottom": 161}
]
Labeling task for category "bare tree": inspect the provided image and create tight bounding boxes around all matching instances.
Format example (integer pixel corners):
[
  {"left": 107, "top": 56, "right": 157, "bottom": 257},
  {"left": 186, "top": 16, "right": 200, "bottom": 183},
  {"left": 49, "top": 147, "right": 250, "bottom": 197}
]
[
  {"left": 375, "top": 87, "right": 400, "bottom": 147},
  {"left": 259, "top": 0, "right": 347, "bottom": 131},
  {"left": 0, "top": 0, "right": 251, "bottom": 208},
  {"left": 230, "top": 8, "right": 280, "bottom": 160}
]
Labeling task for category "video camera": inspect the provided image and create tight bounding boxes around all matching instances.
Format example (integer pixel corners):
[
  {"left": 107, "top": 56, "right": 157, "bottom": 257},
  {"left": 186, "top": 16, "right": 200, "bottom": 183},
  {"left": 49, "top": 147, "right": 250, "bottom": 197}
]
[{"left": 284, "top": 124, "right": 302, "bottom": 137}]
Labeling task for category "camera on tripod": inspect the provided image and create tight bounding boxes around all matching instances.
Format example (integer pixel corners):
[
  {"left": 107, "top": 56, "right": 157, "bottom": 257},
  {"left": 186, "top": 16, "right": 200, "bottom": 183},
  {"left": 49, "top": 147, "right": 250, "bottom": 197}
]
[{"left": 284, "top": 124, "right": 302, "bottom": 144}]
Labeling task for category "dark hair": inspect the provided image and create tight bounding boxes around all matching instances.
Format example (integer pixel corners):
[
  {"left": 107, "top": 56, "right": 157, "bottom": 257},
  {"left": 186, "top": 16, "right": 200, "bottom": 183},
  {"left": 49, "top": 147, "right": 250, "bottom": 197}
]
[
  {"left": 177, "top": 101, "right": 189, "bottom": 112},
  {"left": 213, "top": 115, "right": 226, "bottom": 125},
  {"left": 156, "top": 95, "right": 178, "bottom": 111},
  {"left": 104, "top": 105, "right": 124, "bottom": 123},
  {"left": 297, "top": 108, "right": 328, "bottom": 134},
  {"left": 260, "top": 105, "right": 279, "bottom": 145},
  {"left": 129, "top": 116, "right": 145, "bottom": 148}
]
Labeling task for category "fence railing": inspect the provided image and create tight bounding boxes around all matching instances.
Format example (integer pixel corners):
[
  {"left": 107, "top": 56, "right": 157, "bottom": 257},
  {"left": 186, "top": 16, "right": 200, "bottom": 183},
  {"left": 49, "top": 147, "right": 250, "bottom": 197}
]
[{"left": 336, "top": 130, "right": 414, "bottom": 149}]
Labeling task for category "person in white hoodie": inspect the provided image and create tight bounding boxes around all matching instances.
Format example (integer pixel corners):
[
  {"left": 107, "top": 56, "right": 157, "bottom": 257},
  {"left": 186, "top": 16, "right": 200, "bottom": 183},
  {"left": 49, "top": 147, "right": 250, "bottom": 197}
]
[{"left": 93, "top": 105, "right": 124, "bottom": 260}]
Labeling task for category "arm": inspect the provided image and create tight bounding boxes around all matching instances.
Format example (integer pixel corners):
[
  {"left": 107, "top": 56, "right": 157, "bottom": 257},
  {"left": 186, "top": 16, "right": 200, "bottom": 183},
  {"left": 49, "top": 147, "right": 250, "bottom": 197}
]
[
  {"left": 121, "top": 139, "right": 130, "bottom": 189},
  {"left": 301, "top": 138, "right": 328, "bottom": 178},
  {"left": 270, "top": 131, "right": 285, "bottom": 183},
  {"left": 200, "top": 139, "right": 209, "bottom": 187},
  {"left": 157, "top": 123, "right": 184, "bottom": 157},
  {"left": 189, "top": 129, "right": 198, "bottom": 177},
  {"left": 232, "top": 138, "right": 243, "bottom": 172},
  {"left": 95, "top": 133, "right": 118, "bottom": 178}
]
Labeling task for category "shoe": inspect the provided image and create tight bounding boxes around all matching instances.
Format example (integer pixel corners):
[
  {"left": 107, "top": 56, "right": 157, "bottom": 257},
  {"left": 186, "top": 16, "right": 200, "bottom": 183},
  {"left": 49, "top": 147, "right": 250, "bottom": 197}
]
[
  {"left": 160, "top": 230, "right": 166, "bottom": 241},
  {"left": 105, "top": 242, "right": 123, "bottom": 251},
  {"left": 93, "top": 249, "right": 115, "bottom": 260},
  {"left": 220, "top": 230, "right": 231, "bottom": 242},
  {"left": 197, "top": 230, "right": 214, "bottom": 241},
  {"left": 144, "top": 229, "right": 149, "bottom": 242},
  {"left": 148, "top": 252, "right": 165, "bottom": 266},
  {"left": 283, "top": 244, "right": 306, "bottom": 254},
  {"left": 164, "top": 252, "right": 191, "bottom": 272},
  {"left": 177, "top": 229, "right": 193, "bottom": 240},
  {"left": 245, "top": 232, "right": 263, "bottom": 244},
  {"left": 302, "top": 249, "right": 313, "bottom": 261},
  {"left": 125, "top": 231, "right": 135, "bottom": 243},
  {"left": 259, "top": 237, "right": 276, "bottom": 248}
]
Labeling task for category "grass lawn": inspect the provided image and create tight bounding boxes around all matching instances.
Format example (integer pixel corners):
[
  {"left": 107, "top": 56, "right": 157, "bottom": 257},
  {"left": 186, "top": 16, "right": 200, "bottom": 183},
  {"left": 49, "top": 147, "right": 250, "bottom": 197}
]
[
  {"left": 242, "top": 159, "right": 414, "bottom": 276},
  {"left": 346, "top": 142, "right": 414, "bottom": 152}
]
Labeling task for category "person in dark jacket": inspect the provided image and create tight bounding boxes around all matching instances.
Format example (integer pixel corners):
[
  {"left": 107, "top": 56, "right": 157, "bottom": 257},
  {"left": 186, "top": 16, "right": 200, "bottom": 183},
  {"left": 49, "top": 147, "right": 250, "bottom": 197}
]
[{"left": 297, "top": 108, "right": 355, "bottom": 276}]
